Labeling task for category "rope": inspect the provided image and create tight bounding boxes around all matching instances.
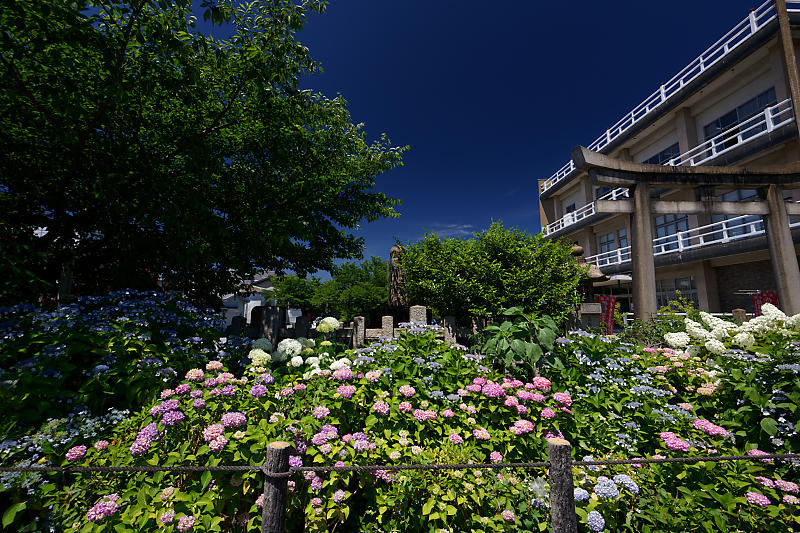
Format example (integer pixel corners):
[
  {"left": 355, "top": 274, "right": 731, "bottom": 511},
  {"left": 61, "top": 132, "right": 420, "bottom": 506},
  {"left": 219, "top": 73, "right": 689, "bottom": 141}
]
[{"left": 1, "top": 452, "right": 797, "bottom": 478}]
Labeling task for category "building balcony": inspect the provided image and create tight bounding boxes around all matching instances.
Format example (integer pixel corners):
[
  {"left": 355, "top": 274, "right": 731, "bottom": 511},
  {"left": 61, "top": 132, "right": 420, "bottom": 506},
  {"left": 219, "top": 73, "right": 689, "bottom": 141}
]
[
  {"left": 584, "top": 211, "right": 800, "bottom": 269},
  {"left": 538, "top": 0, "right": 800, "bottom": 197},
  {"left": 541, "top": 98, "right": 795, "bottom": 238}
]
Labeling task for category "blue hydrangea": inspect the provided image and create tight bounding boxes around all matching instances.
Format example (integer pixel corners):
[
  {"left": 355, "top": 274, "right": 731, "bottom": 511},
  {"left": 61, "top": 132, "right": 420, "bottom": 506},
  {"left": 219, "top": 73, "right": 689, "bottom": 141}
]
[
  {"left": 594, "top": 477, "right": 619, "bottom": 499},
  {"left": 574, "top": 487, "right": 590, "bottom": 501},
  {"left": 587, "top": 510, "right": 605, "bottom": 532},
  {"left": 613, "top": 474, "right": 639, "bottom": 495}
]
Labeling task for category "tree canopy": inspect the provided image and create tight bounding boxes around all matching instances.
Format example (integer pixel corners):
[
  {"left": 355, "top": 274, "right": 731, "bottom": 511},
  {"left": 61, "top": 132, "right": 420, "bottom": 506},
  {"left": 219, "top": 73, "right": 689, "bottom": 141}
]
[
  {"left": 0, "top": 0, "right": 405, "bottom": 304},
  {"left": 272, "top": 256, "right": 388, "bottom": 320},
  {"left": 399, "top": 222, "right": 585, "bottom": 324}
]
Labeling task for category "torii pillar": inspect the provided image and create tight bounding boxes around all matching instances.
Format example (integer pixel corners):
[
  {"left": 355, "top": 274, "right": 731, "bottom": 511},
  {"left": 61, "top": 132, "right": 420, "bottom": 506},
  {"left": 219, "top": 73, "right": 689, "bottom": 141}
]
[
  {"left": 631, "top": 183, "right": 658, "bottom": 320},
  {"left": 765, "top": 184, "right": 800, "bottom": 315}
]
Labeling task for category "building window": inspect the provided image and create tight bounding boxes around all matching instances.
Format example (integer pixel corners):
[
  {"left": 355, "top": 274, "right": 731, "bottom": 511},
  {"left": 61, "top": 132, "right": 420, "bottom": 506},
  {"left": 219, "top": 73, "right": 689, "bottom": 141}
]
[
  {"left": 703, "top": 87, "right": 777, "bottom": 146},
  {"left": 617, "top": 228, "right": 630, "bottom": 261},
  {"left": 709, "top": 189, "right": 764, "bottom": 239},
  {"left": 564, "top": 203, "right": 576, "bottom": 214},
  {"left": 598, "top": 232, "right": 616, "bottom": 253},
  {"left": 656, "top": 276, "right": 699, "bottom": 308},
  {"left": 654, "top": 214, "right": 689, "bottom": 251},
  {"left": 643, "top": 142, "right": 681, "bottom": 165}
]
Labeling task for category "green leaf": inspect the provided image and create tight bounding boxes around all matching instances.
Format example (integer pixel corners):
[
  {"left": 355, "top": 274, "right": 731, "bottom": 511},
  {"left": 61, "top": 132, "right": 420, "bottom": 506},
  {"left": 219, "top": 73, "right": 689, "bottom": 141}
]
[
  {"left": 760, "top": 417, "right": 778, "bottom": 436},
  {"left": 3, "top": 502, "right": 26, "bottom": 528},
  {"left": 422, "top": 499, "right": 435, "bottom": 515}
]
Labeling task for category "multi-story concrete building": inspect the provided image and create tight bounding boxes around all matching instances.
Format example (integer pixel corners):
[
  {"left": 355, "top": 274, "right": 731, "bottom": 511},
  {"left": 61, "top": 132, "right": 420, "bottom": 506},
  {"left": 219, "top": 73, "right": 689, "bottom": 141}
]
[{"left": 538, "top": 1, "right": 800, "bottom": 315}]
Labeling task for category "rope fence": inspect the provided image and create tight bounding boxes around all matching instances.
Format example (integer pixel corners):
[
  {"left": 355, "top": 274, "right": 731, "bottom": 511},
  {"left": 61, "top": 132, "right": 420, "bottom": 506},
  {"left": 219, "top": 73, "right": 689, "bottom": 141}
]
[{"left": 2, "top": 441, "right": 799, "bottom": 533}]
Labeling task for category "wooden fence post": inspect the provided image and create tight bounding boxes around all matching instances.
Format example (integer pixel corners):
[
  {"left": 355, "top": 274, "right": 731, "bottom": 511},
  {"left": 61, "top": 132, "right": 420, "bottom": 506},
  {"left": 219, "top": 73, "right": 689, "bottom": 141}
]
[
  {"left": 261, "top": 441, "right": 291, "bottom": 533},
  {"left": 547, "top": 437, "right": 577, "bottom": 533}
]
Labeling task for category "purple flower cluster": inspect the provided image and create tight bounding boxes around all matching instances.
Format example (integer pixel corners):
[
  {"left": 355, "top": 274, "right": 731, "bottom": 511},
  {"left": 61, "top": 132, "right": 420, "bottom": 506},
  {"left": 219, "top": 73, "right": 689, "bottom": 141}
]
[
  {"left": 185, "top": 368, "right": 204, "bottom": 381},
  {"left": 345, "top": 432, "right": 376, "bottom": 452},
  {"left": 332, "top": 489, "right": 346, "bottom": 503},
  {"left": 746, "top": 491, "right": 770, "bottom": 506},
  {"left": 150, "top": 399, "right": 180, "bottom": 415},
  {"left": 175, "top": 384, "right": 191, "bottom": 395},
  {"left": 289, "top": 455, "right": 303, "bottom": 468},
  {"left": 776, "top": 480, "right": 800, "bottom": 493},
  {"left": 448, "top": 432, "right": 463, "bottom": 444},
  {"left": 250, "top": 384, "right": 268, "bottom": 397},
  {"left": 161, "top": 410, "right": 185, "bottom": 426},
  {"left": 130, "top": 423, "right": 160, "bottom": 455},
  {"left": 177, "top": 515, "right": 196, "bottom": 531},
  {"left": 311, "top": 425, "right": 339, "bottom": 446},
  {"left": 221, "top": 412, "right": 246, "bottom": 428},
  {"left": 86, "top": 493, "right": 120, "bottom": 522},
  {"left": 660, "top": 431, "right": 690, "bottom": 452},
  {"left": 312, "top": 406, "right": 331, "bottom": 419},
  {"left": 332, "top": 367, "right": 353, "bottom": 381}
]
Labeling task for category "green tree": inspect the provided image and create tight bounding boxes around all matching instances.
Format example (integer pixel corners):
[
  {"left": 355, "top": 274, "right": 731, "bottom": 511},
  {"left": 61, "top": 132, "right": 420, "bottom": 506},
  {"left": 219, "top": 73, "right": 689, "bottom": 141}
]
[
  {"left": 312, "top": 256, "right": 388, "bottom": 320},
  {"left": 271, "top": 274, "right": 320, "bottom": 311},
  {"left": 400, "top": 222, "right": 585, "bottom": 324},
  {"left": 0, "top": 0, "right": 405, "bottom": 304}
]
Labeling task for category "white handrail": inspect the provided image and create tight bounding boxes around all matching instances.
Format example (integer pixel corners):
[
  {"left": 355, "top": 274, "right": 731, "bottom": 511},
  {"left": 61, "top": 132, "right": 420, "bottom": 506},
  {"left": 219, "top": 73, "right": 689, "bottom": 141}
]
[
  {"left": 539, "top": 1, "right": 779, "bottom": 195},
  {"left": 585, "top": 211, "right": 800, "bottom": 268},
  {"left": 541, "top": 99, "right": 795, "bottom": 237}
]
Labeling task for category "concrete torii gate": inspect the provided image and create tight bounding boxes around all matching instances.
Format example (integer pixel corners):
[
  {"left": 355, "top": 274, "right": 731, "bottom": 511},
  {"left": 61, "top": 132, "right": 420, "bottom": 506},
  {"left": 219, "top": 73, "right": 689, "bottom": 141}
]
[{"left": 571, "top": 146, "right": 800, "bottom": 319}]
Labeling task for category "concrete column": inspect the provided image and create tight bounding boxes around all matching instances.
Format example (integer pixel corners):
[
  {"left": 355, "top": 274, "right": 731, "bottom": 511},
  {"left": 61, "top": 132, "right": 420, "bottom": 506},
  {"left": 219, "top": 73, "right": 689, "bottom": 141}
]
[
  {"left": 763, "top": 184, "right": 800, "bottom": 314},
  {"left": 700, "top": 261, "right": 721, "bottom": 312},
  {"left": 381, "top": 315, "right": 394, "bottom": 338},
  {"left": 409, "top": 305, "right": 427, "bottom": 324},
  {"left": 353, "top": 316, "right": 365, "bottom": 347},
  {"left": 631, "top": 183, "right": 658, "bottom": 320},
  {"left": 770, "top": 44, "right": 791, "bottom": 103},
  {"left": 443, "top": 316, "right": 457, "bottom": 344},
  {"left": 775, "top": 0, "right": 800, "bottom": 144},
  {"left": 675, "top": 107, "right": 698, "bottom": 155}
]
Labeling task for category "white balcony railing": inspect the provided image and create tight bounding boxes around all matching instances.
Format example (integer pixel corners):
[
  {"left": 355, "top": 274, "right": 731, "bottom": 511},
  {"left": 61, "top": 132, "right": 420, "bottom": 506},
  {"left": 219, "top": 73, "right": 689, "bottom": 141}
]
[
  {"left": 541, "top": 99, "right": 795, "bottom": 237},
  {"left": 538, "top": 0, "right": 798, "bottom": 195},
  {"left": 585, "top": 212, "right": 800, "bottom": 268}
]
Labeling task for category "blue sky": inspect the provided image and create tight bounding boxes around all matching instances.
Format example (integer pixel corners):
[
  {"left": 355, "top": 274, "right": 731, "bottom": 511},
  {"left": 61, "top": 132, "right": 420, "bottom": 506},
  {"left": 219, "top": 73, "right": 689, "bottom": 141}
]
[{"left": 206, "top": 1, "right": 759, "bottom": 271}]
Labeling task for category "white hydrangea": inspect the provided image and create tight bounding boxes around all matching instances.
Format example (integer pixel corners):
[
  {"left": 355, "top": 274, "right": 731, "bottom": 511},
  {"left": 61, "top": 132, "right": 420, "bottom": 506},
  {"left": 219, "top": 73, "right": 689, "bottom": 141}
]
[
  {"left": 761, "top": 303, "right": 786, "bottom": 321},
  {"left": 248, "top": 348, "right": 270, "bottom": 366},
  {"left": 289, "top": 355, "right": 304, "bottom": 367},
  {"left": 317, "top": 317, "right": 341, "bottom": 334},
  {"left": 304, "top": 367, "right": 322, "bottom": 379},
  {"left": 329, "top": 357, "right": 352, "bottom": 371},
  {"left": 732, "top": 332, "right": 755, "bottom": 349},
  {"left": 252, "top": 338, "right": 273, "bottom": 352},
  {"left": 704, "top": 339, "right": 726, "bottom": 355},
  {"left": 277, "top": 338, "right": 303, "bottom": 357},
  {"left": 664, "top": 332, "right": 690, "bottom": 348},
  {"left": 305, "top": 356, "right": 320, "bottom": 367},
  {"left": 684, "top": 318, "right": 712, "bottom": 341}
]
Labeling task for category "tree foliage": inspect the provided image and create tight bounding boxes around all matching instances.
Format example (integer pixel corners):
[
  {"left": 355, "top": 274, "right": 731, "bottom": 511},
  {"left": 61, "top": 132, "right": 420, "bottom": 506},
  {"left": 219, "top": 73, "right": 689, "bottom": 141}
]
[
  {"left": 272, "top": 256, "right": 388, "bottom": 320},
  {"left": 399, "top": 222, "right": 584, "bottom": 324},
  {"left": 0, "top": 0, "right": 405, "bottom": 304}
]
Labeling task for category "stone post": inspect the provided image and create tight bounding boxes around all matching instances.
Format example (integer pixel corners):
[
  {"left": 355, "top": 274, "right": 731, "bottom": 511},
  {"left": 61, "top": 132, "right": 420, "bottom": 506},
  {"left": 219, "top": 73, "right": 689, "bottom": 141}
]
[
  {"left": 381, "top": 315, "right": 394, "bottom": 339},
  {"left": 409, "top": 305, "right": 427, "bottom": 324},
  {"left": 631, "top": 183, "right": 658, "bottom": 320},
  {"left": 732, "top": 308, "right": 747, "bottom": 324},
  {"left": 443, "top": 316, "right": 457, "bottom": 344},
  {"left": 353, "top": 316, "right": 366, "bottom": 347},
  {"left": 763, "top": 184, "right": 800, "bottom": 314},
  {"left": 261, "top": 307, "right": 285, "bottom": 344}
]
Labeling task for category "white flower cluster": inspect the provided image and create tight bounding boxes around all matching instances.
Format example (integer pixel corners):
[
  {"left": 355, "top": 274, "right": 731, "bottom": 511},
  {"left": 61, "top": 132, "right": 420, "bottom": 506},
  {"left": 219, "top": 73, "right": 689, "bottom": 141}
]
[
  {"left": 680, "top": 303, "right": 800, "bottom": 354},
  {"left": 277, "top": 338, "right": 303, "bottom": 357},
  {"left": 330, "top": 357, "right": 352, "bottom": 371},
  {"left": 664, "top": 332, "right": 690, "bottom": 348},
  {"left": 316, "top": 317, "right": 341, "bottom": 334},
  {"left": 248, "top": 348, "right": 271, "bottom": 367}
]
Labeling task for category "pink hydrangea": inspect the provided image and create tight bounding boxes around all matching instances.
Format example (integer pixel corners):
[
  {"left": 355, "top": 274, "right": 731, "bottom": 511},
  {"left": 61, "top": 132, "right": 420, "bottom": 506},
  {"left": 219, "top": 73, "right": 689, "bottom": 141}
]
[
  {"left": 372, "top": 401, "right": 390, "bottom": 415},
  {"left": 203, "top": 424, "right": 224, "bottom": 442},
  {"left": 660, "top": 431, "right": 690, "bottom": 452},
  {"left": 466, "top": 384, "right": 482, "bottom": 393},
  {"left": 337, "top": 385, "right": 356, "bottom": 399},
  {"left": 312, "top": 406, "right": 330, "bottom": 419},
  {"left": 482, "top": 382, "right": 506, "bottom": 398},
  {"left": 501, "top": 510, "right": 515, "bottom": 522},
  {"left": 332, "top": 367, "right": 353, "bottom": 381},
  {"left": 516, "top": 390, "right": 533, "bottom": 401},
  {"left": 473, "top": 377, "right": 486, "bottom": 386},
  {"left": 531, "top": 393, "right": 545, "bottom": 402},
  {"left": 541, "top": 408, "right": 555, "bottom": 419},
  {"left": 175, "top": 384, "right": 191, "bottom": 395},
  {"left": 221, "top": 412, "right": 246, "bottom": 428},
  {"left": 86, "top": 493, "right": 120, "bottom": 522},
  {"left": 177, "top": 515, "right": 196, "bottom": 531},
  {"left": 776, "top": 480, "right": 799, "bottom": 493},
  {"left": 516, "top": 405, "right": 528, "bottom": 414},
  {"left": 398, "top": 385, "right": 416, "bottom": 397},
  {"left": 365, "top": 370, "right": 382, "bottom": 382},
  {"left": 784, "top": 495, "right": 800, "bottom": 505},
  {"left": 490, "top": 451, "right": 503, "bottom": 462},
  {"left": 553, "top": 392, "right": 572, "bottom": 406},
  {"left": 746, "top": 491, "right": 770, "bottom": 506},
  {"left": 398, "top": 402, "right": 413, "bottom": 412},
  {"left": 448, "top": 433, "right": 464, "bottom": 444},
  {"left": 441, "top": 409, "right": 455, "bottom": 418},
  {"left": 504, "top": 396, "right": 519, "bottom": 407},
  {"left": 206, "top": 360, "right": 223, "bottom": 371},
  {"left": 457, "top": 388, "right": 469, "bottom": 396},
  {"left": 93, "top": 440, "right": 109, "bottom": 451},
  {"left": 678, "top": 403, "right": 693, "bottom": 411},
  {"left": 509, "top": 419, "right": 534, "bottom": 435},
  {"left": 185, "top": 369, "right": 204, "bottom": 381},
  {"left": 692, "top": 419, "right": 728, "bottom": 437},
  {"left": 473, "top": 427, "right": 491, "bottom": 440},
  {"left": 209, "top": 436, "right": 228, "bottom": 452},
  {"left": 531, "top": 376, "right": 551, "bottom": 392},
  {"left": 279, "top": 388, "right": 294, "bottom": 397},
  {"left": 755, "top": 476, "right": 775, "bottom": 488},
  {"left": 413, "top": 409, "right": 437, "bottom": 422},
  {"left": 65, "top": 445, "right": 87, "bottom": 461},
  {"left": 748, "top": 449, "right": 773, "bottom": 463}
]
